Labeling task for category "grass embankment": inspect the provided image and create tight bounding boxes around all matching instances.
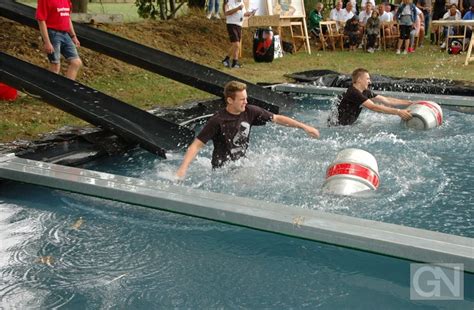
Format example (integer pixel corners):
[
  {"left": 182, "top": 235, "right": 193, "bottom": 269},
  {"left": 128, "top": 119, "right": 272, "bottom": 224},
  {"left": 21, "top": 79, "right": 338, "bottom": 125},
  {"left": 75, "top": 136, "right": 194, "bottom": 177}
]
[{"left": 1, "top": 3, "right": 473, "bottom": 143}]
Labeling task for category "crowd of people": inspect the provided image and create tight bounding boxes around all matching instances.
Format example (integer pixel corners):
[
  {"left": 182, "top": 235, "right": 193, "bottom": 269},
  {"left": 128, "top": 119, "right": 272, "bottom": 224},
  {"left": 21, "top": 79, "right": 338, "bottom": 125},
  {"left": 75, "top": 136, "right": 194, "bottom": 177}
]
[{"left": 308, "top": 0, "right": 474, "bottom": 54}]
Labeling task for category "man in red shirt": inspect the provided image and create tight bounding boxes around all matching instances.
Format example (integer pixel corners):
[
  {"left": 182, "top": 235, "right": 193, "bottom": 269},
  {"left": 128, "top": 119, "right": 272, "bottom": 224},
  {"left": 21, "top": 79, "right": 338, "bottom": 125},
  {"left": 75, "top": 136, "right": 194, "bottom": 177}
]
[{"left": 36, "top": 0, "right": 82, "bottom": 80}]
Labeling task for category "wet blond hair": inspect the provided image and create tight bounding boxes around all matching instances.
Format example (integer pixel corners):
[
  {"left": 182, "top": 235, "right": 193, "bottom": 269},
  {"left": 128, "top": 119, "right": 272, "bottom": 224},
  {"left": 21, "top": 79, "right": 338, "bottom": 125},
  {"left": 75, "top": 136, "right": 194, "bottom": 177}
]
[{"left": 224, "top": 81, "right": 247, "bottom": 101}]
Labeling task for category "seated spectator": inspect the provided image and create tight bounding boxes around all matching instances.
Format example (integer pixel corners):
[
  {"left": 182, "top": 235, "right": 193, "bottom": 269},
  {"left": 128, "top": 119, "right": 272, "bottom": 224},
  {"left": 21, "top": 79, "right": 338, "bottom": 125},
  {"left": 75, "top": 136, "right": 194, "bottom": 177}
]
[
  {"left": 309, "top": 2, "right": 324, "bottom": 37},
  {"left": 431, "top": 0, "right": 448, "bottom": 44},
  {"left": 462, "top": 5, "right": 473, "bottom": 40},
  {"left": 341, "top": 2, "right": 356, "bottom": 22},
  {"left": 441, "top": 4, "right": 462, "bottom": 48},
  {"left": 359, "top": 3, "right": 374, "bottom": 26},
  {"left": 366, "top": 10, "right": 381, "bottom": 52},
  {"left": 345, "top": 16, "right": 361, "bottom": 50},
  {"left": 361, "top": 0, "right": 376, "bottom": 11},
  {"left": 345, "top": 0, "right": 358, "bottom": 14},
  {"left": 379, "top": 3, "right": 392, "bottom": 22},
  {"left": 330, "top": 1, "right": 345, "bottom": 22}
]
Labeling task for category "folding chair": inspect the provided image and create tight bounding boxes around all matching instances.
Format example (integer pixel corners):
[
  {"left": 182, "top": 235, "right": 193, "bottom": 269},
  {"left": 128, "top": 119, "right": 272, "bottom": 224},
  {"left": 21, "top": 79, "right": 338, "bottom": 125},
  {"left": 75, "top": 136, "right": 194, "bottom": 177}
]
[
  {"left": 319, "top": 21, "right": 344, "bottom": 51},
  {"left": 382, "top": 21, "right": 399, "bottom": 51}
]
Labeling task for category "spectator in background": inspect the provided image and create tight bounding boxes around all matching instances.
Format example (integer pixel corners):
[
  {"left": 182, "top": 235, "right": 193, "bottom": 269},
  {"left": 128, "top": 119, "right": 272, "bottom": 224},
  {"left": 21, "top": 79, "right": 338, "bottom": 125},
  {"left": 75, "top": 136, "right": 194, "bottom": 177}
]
[
  {"left": 345, "top": 16, "right": 361, "bottom": 50},
  {"left": 330, "top": 1, "right": 345, "bottom": 22},
  {"left": 379, "top": 3, "right": 394, "bottom": 36},
  {"left": 35, "top": 0, "right": 82, "bottom": 80},
  {"left": 341, "top": 2, "right": 356, "bottom": 22},
  {"left": 221, "top": 0, "right": 256, "bottom": 68},
  {"left": 416, "top": 0, "right": 432, "bottom": 37},
  {"left": 345, "top": 0, "right": 358, "bottom": 14},
  {"left": 309, "top": 2, "right": 324, "bottom": 37},
  {"left": 366, "top": 10, "right": 381, "bottom": 52},
  {"left": 431, "top": 0, "right": 448, "bottom": 44},
  {"left": 395, "top": 0, "right": 418, "bottom": 54},
  {"left": 440, "top": 4, "right": 462, "bottom": 48},
  {"left": 463, "top": 6, "right": 474, "bottom": 40},
  {"left": 207, "top": 0, "right": 221, "bottom": 19},
  {"left": 384, "top": 3, "right": 395, "bottom": 21},
  {"left": 359, "top": 2, "right": 374, "bottom": 26},
  {"left": 361, "top": 0, "right": 376, "bottom": 11},
  {"left": 409, "top": 6, "right": 425, "bottom": 51},
  {"left": 379, "top": 3, "right": 392, "bottom": 22}
]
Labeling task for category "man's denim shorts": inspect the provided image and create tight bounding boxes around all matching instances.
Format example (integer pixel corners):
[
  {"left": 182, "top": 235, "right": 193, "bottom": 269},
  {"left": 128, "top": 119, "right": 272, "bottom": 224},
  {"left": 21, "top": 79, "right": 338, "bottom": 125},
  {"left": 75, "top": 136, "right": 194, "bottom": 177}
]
[{"left": 47, "top": 29, "right": 79, "bottom": 64}]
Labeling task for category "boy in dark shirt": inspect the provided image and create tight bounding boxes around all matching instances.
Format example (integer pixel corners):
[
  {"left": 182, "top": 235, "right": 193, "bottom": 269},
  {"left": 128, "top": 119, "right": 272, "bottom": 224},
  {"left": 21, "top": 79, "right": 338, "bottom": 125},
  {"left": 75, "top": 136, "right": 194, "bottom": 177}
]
[
  {"left": 329, "top": 68, "right": 413, "bottom": 126},
  {"left": 176, "top": 81, "right": 320, "bottom": 178}
]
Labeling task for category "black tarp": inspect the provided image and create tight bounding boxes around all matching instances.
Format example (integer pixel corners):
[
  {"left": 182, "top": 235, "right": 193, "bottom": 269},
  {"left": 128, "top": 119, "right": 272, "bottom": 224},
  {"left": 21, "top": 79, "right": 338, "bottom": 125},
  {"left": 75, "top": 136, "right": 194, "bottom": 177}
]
[
  {"left": 285, "top": 70, "right": 474, "bottom": 97},
  {"left": 0, "top": 52, "right": 195, "bottom": 158}
]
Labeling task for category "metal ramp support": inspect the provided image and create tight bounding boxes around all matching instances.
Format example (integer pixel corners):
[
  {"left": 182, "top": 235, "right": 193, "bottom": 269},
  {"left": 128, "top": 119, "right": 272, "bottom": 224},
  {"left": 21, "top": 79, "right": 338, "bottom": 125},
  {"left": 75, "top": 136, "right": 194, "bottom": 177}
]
[
  {"left": 0, "top": 153, "right": 472, "bottom": 273},
  {"left": 0, "top": 52, "right": 194, "bottom": 158}
]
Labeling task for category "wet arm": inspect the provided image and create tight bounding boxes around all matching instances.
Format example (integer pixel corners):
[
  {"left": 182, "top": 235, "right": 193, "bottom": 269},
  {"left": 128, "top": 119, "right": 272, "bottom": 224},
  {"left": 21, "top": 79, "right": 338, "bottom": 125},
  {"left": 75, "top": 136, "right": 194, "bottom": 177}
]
[
  {"left": 372, "top": 95, "right": 413, "bottom": 107},
  {"left": 362, "top": 99, "right": 412, "bottom": 120},
  {"left": 176, "top": 139, "right": 205, "bottom": 179},
  {"left": 272, "top": 114, "right": 320, "bottom": 138}
]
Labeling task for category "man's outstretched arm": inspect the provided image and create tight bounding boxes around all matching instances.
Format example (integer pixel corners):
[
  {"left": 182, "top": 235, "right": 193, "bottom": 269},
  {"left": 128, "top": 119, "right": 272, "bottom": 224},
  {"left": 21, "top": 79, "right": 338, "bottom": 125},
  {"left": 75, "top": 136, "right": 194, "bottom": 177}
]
[
  {"left": 272, "top": 114, "right": 320, "bottom": 138},
  {"left": 362, "top": 99, "right": 412, "bottom": 120},
  {"left": 372, "top": 95, "right": 413, "bottom": 107},
  {"left": 176, "top": 139, "right": 205, "bottom": 179}
]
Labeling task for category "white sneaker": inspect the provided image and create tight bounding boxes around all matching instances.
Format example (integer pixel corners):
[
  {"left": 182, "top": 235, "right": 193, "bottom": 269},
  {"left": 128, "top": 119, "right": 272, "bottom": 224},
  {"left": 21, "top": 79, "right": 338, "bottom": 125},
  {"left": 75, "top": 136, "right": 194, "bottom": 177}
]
[
  {"left": 213, "top": 12, "right": 221, "bottom": 19},
  {"left": 440, "top": 42, "right": 446, "bottom": 49},
  {"left": 396, "top": 49, "right": 401, "bottom": 55},
  {"left": 402, "top": 50, "right": 407, "bottom": 55},
  {"left": 206, "top": 12, "right": 212, "bottom": 19}
]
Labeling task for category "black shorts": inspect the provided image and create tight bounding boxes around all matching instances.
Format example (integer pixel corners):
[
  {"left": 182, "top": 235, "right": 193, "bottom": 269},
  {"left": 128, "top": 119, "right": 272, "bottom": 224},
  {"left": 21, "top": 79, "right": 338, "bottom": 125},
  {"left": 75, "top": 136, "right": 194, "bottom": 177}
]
[
  {"left": 227, "top": 24, "right": 242, "bottom": 43},
  {"left": 399, "top": 25, "right": 412, "bottom": 40}
]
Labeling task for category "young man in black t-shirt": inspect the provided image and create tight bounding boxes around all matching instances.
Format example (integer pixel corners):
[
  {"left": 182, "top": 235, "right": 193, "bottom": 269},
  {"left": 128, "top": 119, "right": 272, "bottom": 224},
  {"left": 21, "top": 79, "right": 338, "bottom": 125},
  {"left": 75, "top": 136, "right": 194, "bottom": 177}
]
[
  {"left": 176, "top": 81, "right": 320, "bottom": 179},
  {"left": 328, "top": 68, "right": 414, "bottom": 126}
]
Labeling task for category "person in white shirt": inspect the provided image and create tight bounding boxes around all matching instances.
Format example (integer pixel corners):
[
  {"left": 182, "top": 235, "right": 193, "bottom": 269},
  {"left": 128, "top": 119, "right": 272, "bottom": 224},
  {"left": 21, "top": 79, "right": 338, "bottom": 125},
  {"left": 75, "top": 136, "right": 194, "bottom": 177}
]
[
  {"left": 385, "top": 3, "right": 394, "bottom": 21},
  {"left": 348, "top": 0, "right": 358, "bottom": 13},
  {"left": 330, "top": 1, "right": 345, "bottom": 22},
  {"left": 221, "top": 0, "right": 256, "bottom": 68},
  {"left": 361, "top": 0, "right": 376, "bottom": 11},
  {"left": 341, "top": 2, "right": 355, "bottom": 22},
  {"left": 359, "top": 2, "right": 374, "bottom": 25},
  {"left": 440, "top": 4, "right": 462, "bottom": 48},
  {"left": 378, "top": 3, "right": 391, "bottom": 22}
]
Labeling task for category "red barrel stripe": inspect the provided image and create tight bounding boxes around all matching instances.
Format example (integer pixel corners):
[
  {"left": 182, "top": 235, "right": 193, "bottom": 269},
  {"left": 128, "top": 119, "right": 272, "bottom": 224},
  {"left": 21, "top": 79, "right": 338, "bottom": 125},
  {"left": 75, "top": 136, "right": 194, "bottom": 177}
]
[
  {"left": 417, "top": 101, "right": 442, "bottom": 125},
  {"left": 326, "top": 163, "right": 379, "bottom": 188}
]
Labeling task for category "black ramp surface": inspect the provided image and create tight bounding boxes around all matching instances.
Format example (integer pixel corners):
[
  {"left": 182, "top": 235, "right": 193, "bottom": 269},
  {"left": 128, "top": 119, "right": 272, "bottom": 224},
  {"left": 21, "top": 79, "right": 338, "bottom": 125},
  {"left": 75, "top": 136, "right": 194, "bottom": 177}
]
[
  {"left": 0, "top": 52, "right": 195, "bottom": 158},
  {"left": 0, "top": 0, "right": 288, "bottom": 114}
]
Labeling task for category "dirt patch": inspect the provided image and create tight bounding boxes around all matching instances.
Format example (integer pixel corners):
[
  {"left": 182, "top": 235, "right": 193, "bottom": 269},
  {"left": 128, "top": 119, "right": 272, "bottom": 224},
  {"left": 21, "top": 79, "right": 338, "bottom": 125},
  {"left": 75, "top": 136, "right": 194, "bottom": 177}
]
[{"left": 0, "top": 14, "right": 253, "bottom": 82}]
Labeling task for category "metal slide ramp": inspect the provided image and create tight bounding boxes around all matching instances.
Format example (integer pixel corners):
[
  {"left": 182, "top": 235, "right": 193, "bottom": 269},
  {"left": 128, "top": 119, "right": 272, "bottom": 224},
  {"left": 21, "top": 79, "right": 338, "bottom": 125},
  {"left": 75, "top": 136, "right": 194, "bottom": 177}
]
[
  {"left": 0, "top": 153, "right": 472, "bottom": 273},
  {"left": 0, "top": 52, "right": 194, "bottom": 158},
  {"left": 0, "top": 0, "right": 286, "bottom": 114}
]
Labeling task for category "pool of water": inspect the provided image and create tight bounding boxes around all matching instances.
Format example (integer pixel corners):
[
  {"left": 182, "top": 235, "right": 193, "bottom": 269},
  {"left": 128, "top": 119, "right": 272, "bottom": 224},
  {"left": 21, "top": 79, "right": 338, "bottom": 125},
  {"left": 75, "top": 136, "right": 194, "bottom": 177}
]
[
  {"left": 113, "top": 95, "right": 472, "bottom": 237},
  {"left": 0, "top": 94, "right": 473, "bottom": 308}
]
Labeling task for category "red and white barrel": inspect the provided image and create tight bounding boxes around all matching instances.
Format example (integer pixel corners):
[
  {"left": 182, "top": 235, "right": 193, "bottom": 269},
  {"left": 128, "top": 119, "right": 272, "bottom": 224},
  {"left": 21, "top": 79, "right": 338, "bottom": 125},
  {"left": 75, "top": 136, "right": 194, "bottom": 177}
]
[
  {"left": 323, "top": 148, "right": 380, "bottom": 196},
  {"left": 404, "top": 101, "right": 443, "bottom": 130}
]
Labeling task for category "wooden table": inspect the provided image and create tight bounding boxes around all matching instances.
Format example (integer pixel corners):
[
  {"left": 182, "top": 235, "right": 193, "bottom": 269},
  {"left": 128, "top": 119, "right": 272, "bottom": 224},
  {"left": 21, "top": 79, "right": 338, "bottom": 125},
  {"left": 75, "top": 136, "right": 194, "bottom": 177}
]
[{"left": 432, "top": 20, "right": 474, "bottom": 65}]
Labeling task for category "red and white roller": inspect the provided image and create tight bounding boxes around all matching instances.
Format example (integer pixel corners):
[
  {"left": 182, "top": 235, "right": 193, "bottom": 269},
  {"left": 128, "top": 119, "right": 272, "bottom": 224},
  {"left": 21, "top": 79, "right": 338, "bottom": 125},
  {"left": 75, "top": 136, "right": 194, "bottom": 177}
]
[
  {"left": 323, "top": 148, "right": 379, "bottom": 196},
  {"left": 404, "top": 101, "right": 443, "bottom": 130}
]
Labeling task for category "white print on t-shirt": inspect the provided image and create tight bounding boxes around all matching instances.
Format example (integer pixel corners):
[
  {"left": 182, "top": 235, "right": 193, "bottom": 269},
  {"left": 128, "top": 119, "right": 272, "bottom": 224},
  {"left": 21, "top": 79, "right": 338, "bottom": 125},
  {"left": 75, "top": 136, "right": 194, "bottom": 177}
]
[
  {"left": 231, "top": 121, "right": 250, "bottom": 155},
  {"left": 57, "top": 7, "right": 70, "bottom": 17}
]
